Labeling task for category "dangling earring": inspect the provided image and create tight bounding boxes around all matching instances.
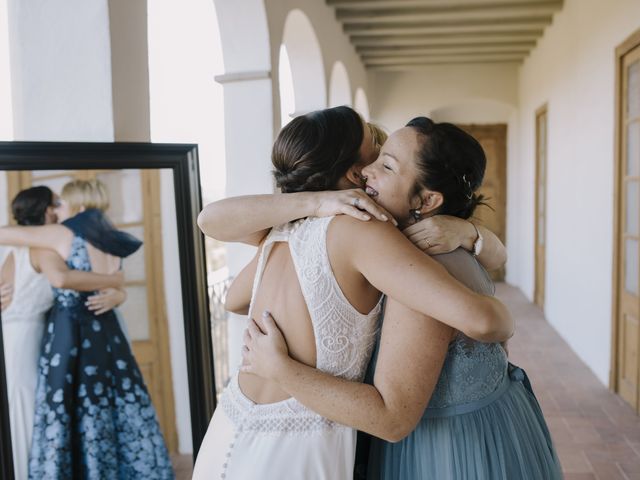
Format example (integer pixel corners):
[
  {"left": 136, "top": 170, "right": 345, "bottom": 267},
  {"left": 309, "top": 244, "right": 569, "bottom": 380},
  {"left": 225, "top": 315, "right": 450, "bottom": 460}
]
[{"left": 411, "top": 208, "right": 422, "bottom": 222}]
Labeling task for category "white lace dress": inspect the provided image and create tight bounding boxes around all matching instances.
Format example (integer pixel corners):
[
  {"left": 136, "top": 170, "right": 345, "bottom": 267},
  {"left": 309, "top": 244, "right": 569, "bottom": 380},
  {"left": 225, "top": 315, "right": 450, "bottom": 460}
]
[
  {"left": 1, "top": 247, "right": 53, "bottom": 480},
  {"left": 193, "top": 217, "right": 382, "bottom": 480}
]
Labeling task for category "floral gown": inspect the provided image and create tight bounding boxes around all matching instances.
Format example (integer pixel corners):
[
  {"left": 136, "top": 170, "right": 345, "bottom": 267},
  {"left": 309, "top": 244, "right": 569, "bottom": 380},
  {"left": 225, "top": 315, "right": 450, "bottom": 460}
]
[{"left": 28, "top": 209, "right": 174, "bottom": 480}]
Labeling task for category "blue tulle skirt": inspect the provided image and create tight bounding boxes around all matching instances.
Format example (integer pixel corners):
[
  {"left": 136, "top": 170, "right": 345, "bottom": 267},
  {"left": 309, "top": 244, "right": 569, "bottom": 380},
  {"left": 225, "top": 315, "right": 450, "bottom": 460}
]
[{"left": 368, "top": 368, "right": 563, "bottom": 480}]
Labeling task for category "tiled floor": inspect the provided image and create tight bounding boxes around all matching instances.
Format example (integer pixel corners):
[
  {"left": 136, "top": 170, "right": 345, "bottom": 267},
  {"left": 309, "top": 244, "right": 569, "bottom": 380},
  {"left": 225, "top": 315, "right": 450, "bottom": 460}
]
[
  {"left": 498, "top": 283, "right": 640, "bottom": 480},
  {"left": 172, "top": 453, "right": 193, "bottom": 480}
]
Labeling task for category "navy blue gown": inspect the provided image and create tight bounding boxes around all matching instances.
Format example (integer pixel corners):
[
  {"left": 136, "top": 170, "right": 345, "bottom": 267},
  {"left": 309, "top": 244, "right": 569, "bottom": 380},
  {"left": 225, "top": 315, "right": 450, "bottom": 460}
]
[{"left": 28, "top": 209, "right": 174, "bottom": 479}]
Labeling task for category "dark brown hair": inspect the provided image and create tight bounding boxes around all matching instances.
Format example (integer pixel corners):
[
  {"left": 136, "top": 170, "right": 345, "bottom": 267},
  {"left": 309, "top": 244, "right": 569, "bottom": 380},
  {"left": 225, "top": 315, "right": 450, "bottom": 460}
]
[
  {"left": 406, "top": 117, "right": 487, "bottom": 220},
  {"left": 272, "top": 106, "right": 364, "bottom": 193},
  {"left": 11, "top": 186, "right": 55, "bottom": 226}
]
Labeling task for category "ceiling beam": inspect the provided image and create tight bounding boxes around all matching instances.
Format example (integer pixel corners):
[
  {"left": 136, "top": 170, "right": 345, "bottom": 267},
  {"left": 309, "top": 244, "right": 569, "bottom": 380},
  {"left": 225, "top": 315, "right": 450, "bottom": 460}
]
[
  {"left": 368, "top": 58, "right": 523, "bottom": 71},
  {"left": 360, "top": 44, "right": 533, "bottom": 57},
  {"left": 352, "top": 33, "right": 540, "bottom": 46},
  {"left": 328, "top": 0, "right": 559, "bottom": 9},
  {"left": 365, "top": 52, "right": 527, "bottom": 65},
  {"left": 345, "top": 21, "right": 549, "bottom": 36},
  {"left": 336, "top": 4, "right": 561, "bottom": 24}
]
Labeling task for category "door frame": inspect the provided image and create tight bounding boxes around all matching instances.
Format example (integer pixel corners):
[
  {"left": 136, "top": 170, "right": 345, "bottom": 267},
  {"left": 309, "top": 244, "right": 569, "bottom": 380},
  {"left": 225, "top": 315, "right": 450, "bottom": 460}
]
[
  {"left": 457, "top": 123, "right": 508, "bottom": 282},
  {"left": 534, "top": 104, "right": 548, "bottom": 309},
  {"left": 610, "top": 28, "right": 640, "bottom": 392}
]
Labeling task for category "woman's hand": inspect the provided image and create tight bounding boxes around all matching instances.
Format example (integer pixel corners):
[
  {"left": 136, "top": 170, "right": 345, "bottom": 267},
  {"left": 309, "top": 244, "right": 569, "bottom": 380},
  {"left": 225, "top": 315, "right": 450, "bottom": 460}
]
[
  {"left": 240, "top": 311, "right": 291, "bottom": 381},
  {"left": 0, "top": 282, "right": 13, "bottom": 311},
  {"left": 313, "top": 189, "right": 397, "bottom": 226},
  {"left": 86, "top": 288, "right": 125, "bottom": 315},
  {"left": 403, "top": 215, "right": 476, "bottom": 255}
]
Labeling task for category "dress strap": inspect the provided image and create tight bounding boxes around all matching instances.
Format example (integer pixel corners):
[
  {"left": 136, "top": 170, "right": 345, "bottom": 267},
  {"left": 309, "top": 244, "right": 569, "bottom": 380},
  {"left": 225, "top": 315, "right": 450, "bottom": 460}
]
[{"left": 247, "top": 222, "right": 299, "bottom": 319}]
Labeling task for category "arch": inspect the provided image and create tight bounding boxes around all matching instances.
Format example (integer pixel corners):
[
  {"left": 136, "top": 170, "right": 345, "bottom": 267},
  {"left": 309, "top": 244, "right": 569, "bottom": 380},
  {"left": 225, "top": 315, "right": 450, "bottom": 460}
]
[
  {"left": 354, "top": 87, "right": 370, "bottom": 121},
  {"left": 281, "top": 9, "right": 326, "bottom": 117},
  {"left": 329, "top": 61, "right": 352, "bottom": 108},
  {"left": 278, "top": 44, "right": 295, "bottom": 127}
]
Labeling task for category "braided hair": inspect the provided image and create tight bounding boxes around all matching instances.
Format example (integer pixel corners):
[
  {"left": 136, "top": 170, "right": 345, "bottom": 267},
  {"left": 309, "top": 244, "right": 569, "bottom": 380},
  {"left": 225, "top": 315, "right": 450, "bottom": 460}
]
[
  {"left": 272, "top": 106, "right": 364, "bottom": 193},
  {"left": 406, "top": 117, "right": 488, "bottom": 220}
]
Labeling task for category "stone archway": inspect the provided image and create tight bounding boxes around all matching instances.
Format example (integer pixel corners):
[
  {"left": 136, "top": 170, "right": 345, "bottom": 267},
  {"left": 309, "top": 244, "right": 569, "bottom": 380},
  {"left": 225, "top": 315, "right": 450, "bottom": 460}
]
[{"left": 329, "top": 61, "right": 352, "bottom": 107}]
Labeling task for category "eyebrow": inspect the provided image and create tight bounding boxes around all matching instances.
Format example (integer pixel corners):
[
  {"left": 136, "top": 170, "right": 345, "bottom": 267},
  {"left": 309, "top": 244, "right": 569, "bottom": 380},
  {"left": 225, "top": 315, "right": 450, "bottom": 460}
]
[{"left": 383, "top": 152, "right": 399, "bottom": 162}]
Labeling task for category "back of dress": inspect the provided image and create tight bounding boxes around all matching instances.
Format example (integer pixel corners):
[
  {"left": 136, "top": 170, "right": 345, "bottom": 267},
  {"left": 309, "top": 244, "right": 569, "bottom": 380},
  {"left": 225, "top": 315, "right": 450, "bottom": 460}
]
[{"left": 1, "top": 247, "right": 53, "bottom": 324}]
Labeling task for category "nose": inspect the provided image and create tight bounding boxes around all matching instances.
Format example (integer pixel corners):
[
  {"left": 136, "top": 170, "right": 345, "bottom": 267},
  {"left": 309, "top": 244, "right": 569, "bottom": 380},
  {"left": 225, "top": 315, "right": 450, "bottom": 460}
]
[{"left": 362, "top": 164, "right": 374, "bottom": 181}]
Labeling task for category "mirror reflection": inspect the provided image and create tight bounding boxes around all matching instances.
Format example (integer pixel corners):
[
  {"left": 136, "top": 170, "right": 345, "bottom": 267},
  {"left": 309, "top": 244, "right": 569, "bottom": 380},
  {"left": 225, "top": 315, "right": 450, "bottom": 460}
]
[{"left": 0, "top": 168, "right": 192, "bottom": 479}]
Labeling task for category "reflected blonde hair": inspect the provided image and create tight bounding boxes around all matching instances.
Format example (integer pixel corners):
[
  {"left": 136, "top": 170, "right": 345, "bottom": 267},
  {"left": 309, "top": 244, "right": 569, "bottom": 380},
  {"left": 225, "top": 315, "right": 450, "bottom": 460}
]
[
  {"left": 61, "top": 179, "right": 110, "bottom": 215},
  {"left": 367, "top": 122, "right": 388, "bottom": 148}
]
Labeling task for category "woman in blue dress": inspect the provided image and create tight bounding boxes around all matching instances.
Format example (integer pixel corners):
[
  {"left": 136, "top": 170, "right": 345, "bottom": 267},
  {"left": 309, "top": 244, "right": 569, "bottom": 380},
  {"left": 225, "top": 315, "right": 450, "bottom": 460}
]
[
  {"left": 239, "top": 118, "right": 562, "bottom": 479},
  {"left": 0, "top": 179, "right": 174, "bottom": 479}
]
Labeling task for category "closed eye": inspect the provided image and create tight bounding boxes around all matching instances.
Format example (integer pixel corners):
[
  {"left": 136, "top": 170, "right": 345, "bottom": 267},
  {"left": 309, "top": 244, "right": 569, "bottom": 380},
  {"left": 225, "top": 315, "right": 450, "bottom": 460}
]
[{"left": 383, "top": 164, "right": 393, "bottom": 171}]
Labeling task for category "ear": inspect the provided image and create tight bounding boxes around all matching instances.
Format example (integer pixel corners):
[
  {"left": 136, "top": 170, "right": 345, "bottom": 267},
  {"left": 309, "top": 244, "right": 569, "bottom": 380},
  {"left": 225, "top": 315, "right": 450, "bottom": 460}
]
[
  {"left": 419, "top": 189, "right": 444, "bottom": 216},
  {"left": 344, "top": 164, "right": 365, "bottom": 188}
]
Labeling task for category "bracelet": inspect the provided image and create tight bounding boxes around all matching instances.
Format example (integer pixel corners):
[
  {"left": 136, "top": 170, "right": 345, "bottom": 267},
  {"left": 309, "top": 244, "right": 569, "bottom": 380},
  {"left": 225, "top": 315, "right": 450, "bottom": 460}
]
[{"left": 470, "top": 222, "right": 483, "bottom": 257}]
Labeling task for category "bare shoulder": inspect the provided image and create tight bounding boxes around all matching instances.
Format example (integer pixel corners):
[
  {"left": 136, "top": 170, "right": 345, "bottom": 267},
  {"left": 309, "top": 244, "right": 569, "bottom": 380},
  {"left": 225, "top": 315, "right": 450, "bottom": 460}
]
[{"left": 328, "top": 215, "right": 401, "bottom": 241}]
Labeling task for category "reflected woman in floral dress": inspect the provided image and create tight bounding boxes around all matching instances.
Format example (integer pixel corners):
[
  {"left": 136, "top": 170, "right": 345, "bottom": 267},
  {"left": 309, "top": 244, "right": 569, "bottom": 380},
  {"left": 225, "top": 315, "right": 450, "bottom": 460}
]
[{"left": 0, "top": 179, "right": 174, "bottom": 479}]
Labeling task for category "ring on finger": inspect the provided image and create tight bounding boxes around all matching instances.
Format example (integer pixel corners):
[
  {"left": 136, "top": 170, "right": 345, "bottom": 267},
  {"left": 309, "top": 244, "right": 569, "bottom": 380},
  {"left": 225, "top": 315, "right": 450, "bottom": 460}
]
[
  {"left": 425, "top": 238, "right": 432, "bottom": 248},
  {"left": 352, "top": 197, "right": 361, "bottom": 209}
]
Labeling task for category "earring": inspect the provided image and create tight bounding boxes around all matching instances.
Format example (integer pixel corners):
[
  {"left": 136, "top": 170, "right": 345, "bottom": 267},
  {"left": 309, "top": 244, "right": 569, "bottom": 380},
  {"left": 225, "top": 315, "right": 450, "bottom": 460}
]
[{"left": 411, "top": 209, "right": 422, "bottom": 222}]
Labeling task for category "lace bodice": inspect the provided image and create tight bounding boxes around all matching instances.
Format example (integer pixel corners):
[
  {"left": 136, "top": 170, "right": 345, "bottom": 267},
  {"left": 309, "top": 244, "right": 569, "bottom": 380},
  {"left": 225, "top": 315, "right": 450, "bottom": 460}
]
[
  {"left": 249, "top": 217, "right": 382, "bottom": 382},
  {"left": 1, "top": 247, "right": 53, "bottom": 324}
]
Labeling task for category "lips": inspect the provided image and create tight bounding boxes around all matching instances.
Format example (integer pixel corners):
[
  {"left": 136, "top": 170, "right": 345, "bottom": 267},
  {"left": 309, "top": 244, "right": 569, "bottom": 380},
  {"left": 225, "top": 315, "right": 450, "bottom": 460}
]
[{"left": 365, "top": 185, "right": 379, "bottom": 198}]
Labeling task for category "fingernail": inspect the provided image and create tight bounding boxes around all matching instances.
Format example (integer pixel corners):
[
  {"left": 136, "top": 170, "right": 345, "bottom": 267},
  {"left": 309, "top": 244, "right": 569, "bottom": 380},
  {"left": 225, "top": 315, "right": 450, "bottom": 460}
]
[
  {"left": 381, "top": 215, "right": 388, "bottom": 221},
  {"left": 363, "top": 215, "right": 371, "bottom": 220}
]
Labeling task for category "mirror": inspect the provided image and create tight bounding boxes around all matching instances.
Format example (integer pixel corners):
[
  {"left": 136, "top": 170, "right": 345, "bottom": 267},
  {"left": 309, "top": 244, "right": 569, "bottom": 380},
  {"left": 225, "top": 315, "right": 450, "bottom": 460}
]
[{"left": 0, "top": 143, "right": 215, "bottom": 480}]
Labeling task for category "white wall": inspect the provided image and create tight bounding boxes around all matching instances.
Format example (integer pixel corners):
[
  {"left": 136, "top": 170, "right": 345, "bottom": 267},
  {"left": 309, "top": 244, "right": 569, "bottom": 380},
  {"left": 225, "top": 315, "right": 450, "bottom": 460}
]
[
  {"left": 510, "top": 0, "right": 640, "bottom": 385},
  {"left": 369, "top": 64, "right": 519, "bottom": 132}
]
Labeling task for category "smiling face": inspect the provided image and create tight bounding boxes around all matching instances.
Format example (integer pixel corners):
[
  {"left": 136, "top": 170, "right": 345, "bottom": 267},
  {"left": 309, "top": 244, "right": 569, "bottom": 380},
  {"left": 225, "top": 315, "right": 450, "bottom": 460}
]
[{"left": 361, "top": 127, "right": 424, "bottom": 225}]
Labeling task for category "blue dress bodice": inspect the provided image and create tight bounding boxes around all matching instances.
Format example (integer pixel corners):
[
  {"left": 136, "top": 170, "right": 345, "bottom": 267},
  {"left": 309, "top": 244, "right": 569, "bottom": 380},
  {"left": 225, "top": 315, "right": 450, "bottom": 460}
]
[
  {"left": 426, "top": 334, "right": 507, "bottom": 411},
  {"left": 53, "top": 235, "right": 95, "bottom": 308}
]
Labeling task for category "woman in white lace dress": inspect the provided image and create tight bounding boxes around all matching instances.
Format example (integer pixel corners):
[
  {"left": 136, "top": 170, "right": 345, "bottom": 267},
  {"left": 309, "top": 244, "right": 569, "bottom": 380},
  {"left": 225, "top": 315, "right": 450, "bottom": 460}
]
[
  {"left": 1, "top": 186, "right": 125, "bottom": 480},
  {"left": 193, "top": 107, "right": 513, "bottom": 480}
]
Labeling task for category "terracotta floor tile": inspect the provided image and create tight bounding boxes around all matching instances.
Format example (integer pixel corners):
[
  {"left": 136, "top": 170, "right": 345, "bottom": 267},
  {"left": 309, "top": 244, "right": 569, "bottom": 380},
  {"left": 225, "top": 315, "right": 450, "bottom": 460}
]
[{"left": 496, "top": 283, "right": 640, "bottom": 479}]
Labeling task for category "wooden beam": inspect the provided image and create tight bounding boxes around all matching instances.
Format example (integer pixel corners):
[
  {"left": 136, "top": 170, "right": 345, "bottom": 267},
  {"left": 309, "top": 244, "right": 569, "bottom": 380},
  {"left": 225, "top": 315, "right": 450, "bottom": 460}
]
[
  {"left": 364, "top": 52, "right": 527, "bottom": 65},
  {"left": 327, "top": 0, "right": 560, "bottom": 9},
  {"left": 352, "top": 33, "right": 541, "bottom": 46},
  {"left": 336, "top": 4, "right": 562, "bottom": 24},
  {"left": 367, "top": 59, "right": 523, "bottom": 71},
  {"left": 345, "top": 21, "right": 549, "bottom": 36},
  {"left": 360, "top": 44, "right": 533, "bottom": 57}
]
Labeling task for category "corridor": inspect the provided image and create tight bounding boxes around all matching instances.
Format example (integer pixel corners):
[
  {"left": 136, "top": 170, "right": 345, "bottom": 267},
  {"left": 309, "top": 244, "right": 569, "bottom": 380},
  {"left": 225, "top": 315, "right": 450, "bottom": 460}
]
[{"left": 500, "top": 284, "right": 640, "bottom": 480}]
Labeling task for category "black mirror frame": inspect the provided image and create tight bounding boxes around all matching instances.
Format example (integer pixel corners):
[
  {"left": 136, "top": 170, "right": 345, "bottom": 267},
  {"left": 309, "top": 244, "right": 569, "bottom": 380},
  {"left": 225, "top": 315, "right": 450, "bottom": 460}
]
[{"left": 0, "top": 141, "right": 216, "bottom": 479}]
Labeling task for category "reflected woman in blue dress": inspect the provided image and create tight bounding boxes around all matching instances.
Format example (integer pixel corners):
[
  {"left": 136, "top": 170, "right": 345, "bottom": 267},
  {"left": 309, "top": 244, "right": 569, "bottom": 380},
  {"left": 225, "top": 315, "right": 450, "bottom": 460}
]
[{"left": 0, "top": 179, "right": 174, "bottom": 479}]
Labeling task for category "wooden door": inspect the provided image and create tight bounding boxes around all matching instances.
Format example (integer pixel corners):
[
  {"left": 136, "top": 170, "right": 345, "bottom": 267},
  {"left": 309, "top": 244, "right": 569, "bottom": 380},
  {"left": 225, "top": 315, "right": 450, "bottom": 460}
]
[
  {"left": 535, "top": 106, "right": 548, "bottom": 309},
  {"left": 613, "top": 37, "right": 640, "bottom": 411},
  {"left": 459, "top": 124, "right": 507, "bottom": 281},
  {"left": 6, "top": 169, "right": 179, "bottom": 450}
]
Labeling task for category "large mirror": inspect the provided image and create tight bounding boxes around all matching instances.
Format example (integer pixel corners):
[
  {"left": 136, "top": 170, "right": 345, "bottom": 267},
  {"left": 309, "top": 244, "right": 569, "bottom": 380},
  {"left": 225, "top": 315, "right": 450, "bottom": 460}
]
[{"left": 0, "top": 142, "right": 215, "bottom": 480}]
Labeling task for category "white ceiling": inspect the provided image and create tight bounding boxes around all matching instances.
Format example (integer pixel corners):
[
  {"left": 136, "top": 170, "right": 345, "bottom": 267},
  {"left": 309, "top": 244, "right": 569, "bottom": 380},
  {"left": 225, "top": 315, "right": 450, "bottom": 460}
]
[{"left": 326, "top": 0, "right": 565, "bottom": 70}]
